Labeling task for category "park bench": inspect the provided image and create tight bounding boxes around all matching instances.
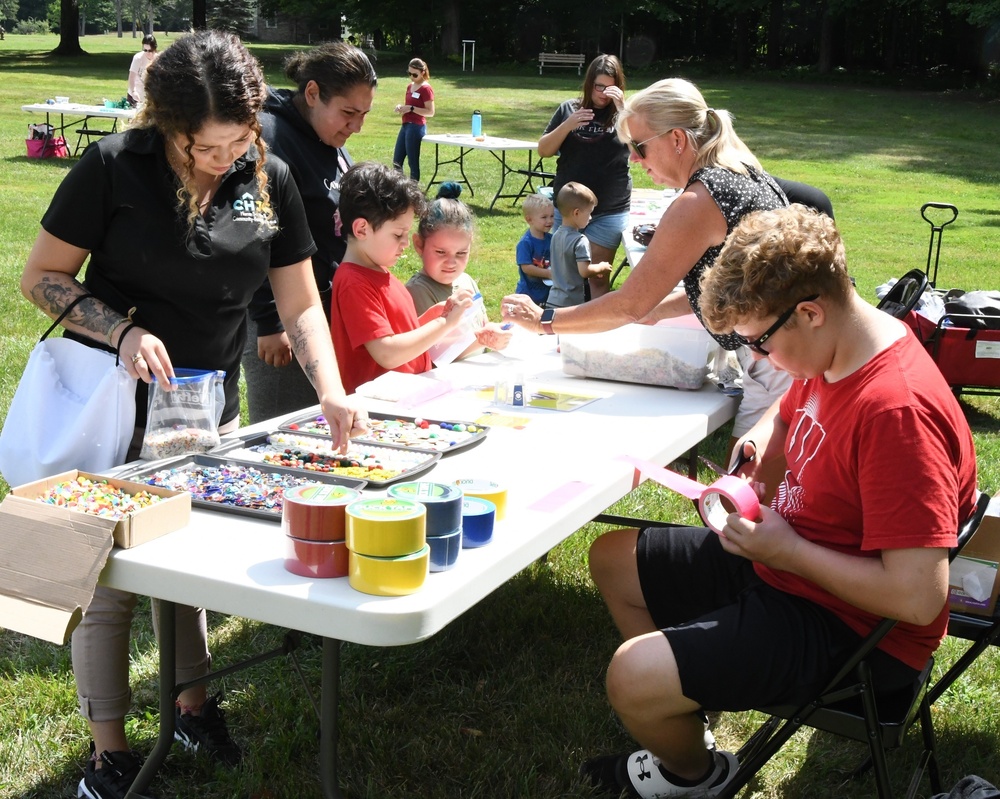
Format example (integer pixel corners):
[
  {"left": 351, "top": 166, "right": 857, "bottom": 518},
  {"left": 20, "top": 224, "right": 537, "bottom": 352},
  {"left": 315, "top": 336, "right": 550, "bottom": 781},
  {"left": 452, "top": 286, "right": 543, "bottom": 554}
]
[{"left": 538, "top": 52, "right": 585, "bottom": 75}]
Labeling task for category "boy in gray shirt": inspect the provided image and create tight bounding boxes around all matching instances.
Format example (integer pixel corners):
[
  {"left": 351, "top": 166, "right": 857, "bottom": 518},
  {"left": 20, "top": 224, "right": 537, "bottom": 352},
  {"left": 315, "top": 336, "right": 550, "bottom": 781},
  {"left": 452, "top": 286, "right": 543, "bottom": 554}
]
[{"left": 547, "top": 182, "right": 613, "bottom": 308}]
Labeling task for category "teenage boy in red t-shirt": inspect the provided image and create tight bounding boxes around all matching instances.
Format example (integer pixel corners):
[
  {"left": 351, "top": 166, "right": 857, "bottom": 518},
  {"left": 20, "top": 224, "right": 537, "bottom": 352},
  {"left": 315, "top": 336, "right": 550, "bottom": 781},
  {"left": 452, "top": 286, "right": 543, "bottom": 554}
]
[{"left": 582, "top": 203, "right": 978, "bottom": 798}]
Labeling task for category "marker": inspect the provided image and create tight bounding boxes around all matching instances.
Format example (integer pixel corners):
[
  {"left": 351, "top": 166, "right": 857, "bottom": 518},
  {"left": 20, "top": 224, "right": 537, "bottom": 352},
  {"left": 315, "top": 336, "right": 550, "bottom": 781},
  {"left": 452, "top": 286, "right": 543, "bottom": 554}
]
[{"left": 501, "top": 323, "right": 513, "bottom": 330}]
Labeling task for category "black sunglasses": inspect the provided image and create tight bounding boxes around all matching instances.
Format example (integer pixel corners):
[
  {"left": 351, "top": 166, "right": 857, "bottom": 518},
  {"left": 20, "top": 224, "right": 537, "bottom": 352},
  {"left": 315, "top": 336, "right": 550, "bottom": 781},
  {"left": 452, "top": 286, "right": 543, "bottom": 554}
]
[
  {"left": 627, "top": 129, "right": 672, "bottom": 160},
  {"left": 735, "top": 295, "right": 819, "bottom": 356},
  {"left": 408, "top": 71, "right": 421, "bottom": 78}
]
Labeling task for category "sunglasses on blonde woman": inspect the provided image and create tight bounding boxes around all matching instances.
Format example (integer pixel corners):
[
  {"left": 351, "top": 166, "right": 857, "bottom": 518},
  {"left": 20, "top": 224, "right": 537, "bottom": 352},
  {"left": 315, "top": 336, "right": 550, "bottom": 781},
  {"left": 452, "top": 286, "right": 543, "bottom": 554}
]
[{"left": 627, "top": 129, "right": 674, "bottom": 160}]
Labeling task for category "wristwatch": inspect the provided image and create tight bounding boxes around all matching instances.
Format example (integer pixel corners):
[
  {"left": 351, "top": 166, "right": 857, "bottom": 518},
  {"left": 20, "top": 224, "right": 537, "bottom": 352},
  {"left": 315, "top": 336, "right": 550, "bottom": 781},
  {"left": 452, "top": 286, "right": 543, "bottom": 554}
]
[
  {"left": 540, "top": 307, "right": 556, "bottom": 335},
  {"left": 409, "top": 105, "right": 414, "bottom": 113}
]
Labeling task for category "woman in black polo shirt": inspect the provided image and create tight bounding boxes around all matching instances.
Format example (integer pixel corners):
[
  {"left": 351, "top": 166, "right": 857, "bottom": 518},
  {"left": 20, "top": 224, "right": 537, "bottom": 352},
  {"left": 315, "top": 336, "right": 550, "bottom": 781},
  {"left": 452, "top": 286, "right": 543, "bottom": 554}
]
[{"left": 20, "top": 31, "right": 365, "bottom": 799}]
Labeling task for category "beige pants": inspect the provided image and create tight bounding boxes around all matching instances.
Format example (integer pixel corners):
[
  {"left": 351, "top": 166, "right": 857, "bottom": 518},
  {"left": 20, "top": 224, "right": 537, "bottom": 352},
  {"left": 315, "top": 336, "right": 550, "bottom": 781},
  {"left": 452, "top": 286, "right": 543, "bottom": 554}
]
[
  {"left": 72, "top": 589, "right": 211, "bottom": 721},
  {"left": 72, "top": 416, "right": 239, "bottom": 722},
  {"left": 733, "top": 348, "right": 793, "bottom": 439}
]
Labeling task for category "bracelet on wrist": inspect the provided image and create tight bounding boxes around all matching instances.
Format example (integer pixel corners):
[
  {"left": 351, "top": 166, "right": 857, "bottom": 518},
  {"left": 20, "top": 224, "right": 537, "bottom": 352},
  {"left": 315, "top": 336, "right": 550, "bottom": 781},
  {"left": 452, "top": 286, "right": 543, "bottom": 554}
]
[{"left": 106, "top": 306, "right": 137, "bottom": 347}]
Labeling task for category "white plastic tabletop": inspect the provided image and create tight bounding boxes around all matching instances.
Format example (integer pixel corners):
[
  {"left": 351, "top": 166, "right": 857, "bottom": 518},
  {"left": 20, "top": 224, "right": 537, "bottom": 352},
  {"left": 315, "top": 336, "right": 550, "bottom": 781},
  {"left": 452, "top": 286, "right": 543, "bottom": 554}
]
[
  {"left": 422, "top": 133, "right": 537, "bottom": 151},
  {"left": 622, "top": 187, "right": 681, "bottom": 269},
  {"left": 22, "top": 102, "right": 137, "bottom": 120},
  {"left": 101, "top": 334, "right": 736, "bottom": 647}
]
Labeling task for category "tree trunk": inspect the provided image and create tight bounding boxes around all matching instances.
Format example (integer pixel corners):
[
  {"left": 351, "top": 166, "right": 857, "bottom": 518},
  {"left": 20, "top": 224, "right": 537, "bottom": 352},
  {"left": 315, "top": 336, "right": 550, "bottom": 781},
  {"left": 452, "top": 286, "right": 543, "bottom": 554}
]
[
  {"left": 440, "top": 0, "right": 459, "bottom": 57},
  {"left": 883, "top": 5, "right": 898, "bottom": 71},
  {"left": 192, "top": 0, "right": 206, "bottom": 30},
  {"left": 766, "top": 0, "right": 783, "bottom": 69},
  {"left": 735, "top": 11, "right": 750, "bottom": 70},
  {"left": 818, "top": 2, "right": 834, "bottom": 74},
  {"left": 53, "top": 0, "right": 85, "bottom": 55}
]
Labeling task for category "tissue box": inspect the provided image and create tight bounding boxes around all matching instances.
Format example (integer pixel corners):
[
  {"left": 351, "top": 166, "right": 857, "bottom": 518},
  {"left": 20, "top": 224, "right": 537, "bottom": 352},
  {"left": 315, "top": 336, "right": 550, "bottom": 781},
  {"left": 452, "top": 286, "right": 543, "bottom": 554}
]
[
  {"left": 948, "top": 493, "right": 1000, "bottom": 617},
  {"left": 560, "top": 316, "right": 714, "bottom": 390}
]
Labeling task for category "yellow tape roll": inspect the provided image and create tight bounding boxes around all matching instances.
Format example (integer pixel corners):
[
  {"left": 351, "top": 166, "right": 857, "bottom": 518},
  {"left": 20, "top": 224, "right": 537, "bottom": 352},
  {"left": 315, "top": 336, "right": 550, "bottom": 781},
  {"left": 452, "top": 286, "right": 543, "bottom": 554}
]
[
  {"left": 454, "top": 478, "right": 507, "bottom": 520},
  {"left": 349, "top": 545, "right": 430, "bottom": 596},
  {"left": 345, "top": 497, "right": 426, "bottom": 557}
]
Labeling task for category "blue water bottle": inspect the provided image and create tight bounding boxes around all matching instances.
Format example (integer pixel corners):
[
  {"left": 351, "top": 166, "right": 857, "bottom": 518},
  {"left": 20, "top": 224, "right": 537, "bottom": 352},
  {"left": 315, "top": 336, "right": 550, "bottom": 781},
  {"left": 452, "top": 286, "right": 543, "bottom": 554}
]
[{"left": 471, "top": 110, "right": 482, "bottom": 137}]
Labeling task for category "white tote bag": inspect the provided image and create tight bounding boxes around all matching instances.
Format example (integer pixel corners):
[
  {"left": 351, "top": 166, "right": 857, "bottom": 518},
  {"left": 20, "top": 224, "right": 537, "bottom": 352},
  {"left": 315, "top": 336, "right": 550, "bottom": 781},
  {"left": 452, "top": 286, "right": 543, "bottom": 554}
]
[{"left": 0, "top": 296, "right": 137, "bottom": 487}]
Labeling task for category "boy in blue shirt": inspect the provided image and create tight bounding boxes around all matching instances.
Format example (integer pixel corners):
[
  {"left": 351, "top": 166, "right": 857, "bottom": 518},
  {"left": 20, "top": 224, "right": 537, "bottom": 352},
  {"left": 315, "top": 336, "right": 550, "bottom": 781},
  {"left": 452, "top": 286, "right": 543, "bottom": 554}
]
[{"left": 514, "top": 193, "right": 555, "bottom": 306}]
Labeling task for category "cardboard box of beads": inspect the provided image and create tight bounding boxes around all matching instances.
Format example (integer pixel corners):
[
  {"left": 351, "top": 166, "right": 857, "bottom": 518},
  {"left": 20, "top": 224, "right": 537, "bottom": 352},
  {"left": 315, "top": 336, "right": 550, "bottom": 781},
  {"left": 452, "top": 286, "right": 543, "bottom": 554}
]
[
  {"left": 0, "top": 470, "right": 190, "bottom": 644},
  {"left": 7, "top": 469, "right": 190, "bottom": 549}
]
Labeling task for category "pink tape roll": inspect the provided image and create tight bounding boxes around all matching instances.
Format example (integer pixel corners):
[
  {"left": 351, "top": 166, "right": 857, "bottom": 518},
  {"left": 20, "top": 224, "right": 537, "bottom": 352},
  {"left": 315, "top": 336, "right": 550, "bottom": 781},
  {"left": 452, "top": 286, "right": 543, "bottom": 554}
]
[{"left": 620, "top": 456, "right": 759, "bottom": 535}]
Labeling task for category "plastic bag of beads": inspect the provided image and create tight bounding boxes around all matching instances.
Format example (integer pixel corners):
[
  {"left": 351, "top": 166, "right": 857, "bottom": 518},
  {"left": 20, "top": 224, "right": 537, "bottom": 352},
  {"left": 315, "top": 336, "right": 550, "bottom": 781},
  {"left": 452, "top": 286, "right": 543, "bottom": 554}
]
[{"left": 140, "top": 369, "right": 225, "bottom": 460}]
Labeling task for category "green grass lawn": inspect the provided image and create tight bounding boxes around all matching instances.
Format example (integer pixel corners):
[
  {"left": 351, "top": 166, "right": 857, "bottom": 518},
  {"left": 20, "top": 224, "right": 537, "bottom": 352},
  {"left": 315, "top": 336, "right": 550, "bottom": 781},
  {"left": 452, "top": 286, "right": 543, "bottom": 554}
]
[{"left": 1, "top": 32, "right": 999, "bottom": 799}]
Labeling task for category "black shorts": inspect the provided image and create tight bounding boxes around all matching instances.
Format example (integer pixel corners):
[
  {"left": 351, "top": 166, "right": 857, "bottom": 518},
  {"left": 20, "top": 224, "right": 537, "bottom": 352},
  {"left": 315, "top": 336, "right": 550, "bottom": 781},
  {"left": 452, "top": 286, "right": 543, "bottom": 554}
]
[{"left": 636, "top": 525, "right": 919, "bottom": 711}]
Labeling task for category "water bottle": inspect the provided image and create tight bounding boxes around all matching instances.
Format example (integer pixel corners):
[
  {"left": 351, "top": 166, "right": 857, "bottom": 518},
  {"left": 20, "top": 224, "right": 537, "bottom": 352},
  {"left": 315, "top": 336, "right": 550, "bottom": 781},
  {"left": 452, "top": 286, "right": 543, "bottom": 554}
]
[{"left": 471, "top": 110, "right": 482, "bottom": 137}]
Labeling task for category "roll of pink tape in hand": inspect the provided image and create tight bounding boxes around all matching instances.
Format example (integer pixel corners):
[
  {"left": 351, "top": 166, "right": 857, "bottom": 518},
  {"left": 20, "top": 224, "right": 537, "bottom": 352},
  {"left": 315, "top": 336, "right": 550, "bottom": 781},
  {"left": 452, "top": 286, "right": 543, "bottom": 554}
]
[{"left": 619, "top": 456, "right": 759, "bottom": 535}]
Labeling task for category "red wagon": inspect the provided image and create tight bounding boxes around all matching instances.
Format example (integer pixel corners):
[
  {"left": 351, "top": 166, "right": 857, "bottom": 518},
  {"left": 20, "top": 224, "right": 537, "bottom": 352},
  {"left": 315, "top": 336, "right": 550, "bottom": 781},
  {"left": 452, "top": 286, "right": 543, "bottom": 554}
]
[{"left": 877, "top": 203, "right": 1000, "bottom": 397}]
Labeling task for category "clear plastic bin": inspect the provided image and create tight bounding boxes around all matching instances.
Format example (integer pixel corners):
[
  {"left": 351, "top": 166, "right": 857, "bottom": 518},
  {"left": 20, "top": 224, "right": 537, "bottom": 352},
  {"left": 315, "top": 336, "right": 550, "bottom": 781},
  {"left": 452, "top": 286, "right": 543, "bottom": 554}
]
[{"left": 560, "top": 316, "right": 714, "bottom": 390}]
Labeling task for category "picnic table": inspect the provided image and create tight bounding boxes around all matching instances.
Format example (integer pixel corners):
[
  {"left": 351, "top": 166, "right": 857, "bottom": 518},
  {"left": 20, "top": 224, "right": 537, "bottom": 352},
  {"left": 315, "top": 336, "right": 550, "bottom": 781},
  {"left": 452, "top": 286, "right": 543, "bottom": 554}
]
[{"left": 423, "top": 133, "right": 552, "bottom": 210}]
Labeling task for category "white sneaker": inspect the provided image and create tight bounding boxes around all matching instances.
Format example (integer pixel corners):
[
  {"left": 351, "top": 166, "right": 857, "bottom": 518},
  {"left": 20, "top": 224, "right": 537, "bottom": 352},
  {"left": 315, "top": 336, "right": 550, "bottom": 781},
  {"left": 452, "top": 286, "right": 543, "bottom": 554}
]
[
  {"left": 582, "top": 749, "right": 738, "bottom": 798},
  {"left": 623, "top": 749, "right": 738, "bottom": 798}
]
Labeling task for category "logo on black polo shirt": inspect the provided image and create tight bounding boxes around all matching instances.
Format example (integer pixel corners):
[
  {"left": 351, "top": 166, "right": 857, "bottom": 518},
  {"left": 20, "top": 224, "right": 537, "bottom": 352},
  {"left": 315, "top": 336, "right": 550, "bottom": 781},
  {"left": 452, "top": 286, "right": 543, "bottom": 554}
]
[{"left": 233, "top": 192, "right": 275, "bottom": 226}]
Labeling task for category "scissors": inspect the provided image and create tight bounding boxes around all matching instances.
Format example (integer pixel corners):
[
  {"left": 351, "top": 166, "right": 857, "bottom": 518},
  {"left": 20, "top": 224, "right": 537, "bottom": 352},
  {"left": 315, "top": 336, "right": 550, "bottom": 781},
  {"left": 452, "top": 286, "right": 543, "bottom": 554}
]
[{"left": 698, "top": 440, "right": 756, "bottom": 478}]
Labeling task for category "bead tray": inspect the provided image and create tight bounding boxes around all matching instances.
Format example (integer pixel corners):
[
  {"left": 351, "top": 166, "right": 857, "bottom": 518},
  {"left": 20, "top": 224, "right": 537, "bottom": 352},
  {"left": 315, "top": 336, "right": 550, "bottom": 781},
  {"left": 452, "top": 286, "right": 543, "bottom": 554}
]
[
  {"left": 279, "top": 410, "right": 490, "bottom": 455},
  {"left": 119, "top": 454, "right": 367, "bottom": 522},
  {"left": 211, "top": 431, "right": 441, "bottom": 487}
]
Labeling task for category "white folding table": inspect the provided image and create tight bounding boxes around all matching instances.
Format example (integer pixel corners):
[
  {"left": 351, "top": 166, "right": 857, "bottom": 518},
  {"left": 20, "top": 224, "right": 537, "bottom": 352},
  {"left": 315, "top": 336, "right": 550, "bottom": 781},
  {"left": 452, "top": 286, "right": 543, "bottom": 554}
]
[
  {"left": 22, "top": 102, "right": 136, "bottom": 156},
  {"left": 422, "top": 133, "right": 552, "bottom": 209},
  {"left": 103, "top": 335, "right": 737, "bottom": 798}
]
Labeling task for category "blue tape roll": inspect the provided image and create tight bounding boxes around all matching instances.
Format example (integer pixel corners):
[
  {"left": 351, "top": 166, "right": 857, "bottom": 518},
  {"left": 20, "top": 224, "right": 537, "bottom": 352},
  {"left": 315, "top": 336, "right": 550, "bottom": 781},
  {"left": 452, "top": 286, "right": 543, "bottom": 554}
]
[
  {"left": 388, "top": 481, "right": 464, "bottom": 536},
  {"left": 426, "top": 527, "right": 462, "bottom": 571},
  {"left": 461, "top": 496, "right": 495, "bottom": 548}
]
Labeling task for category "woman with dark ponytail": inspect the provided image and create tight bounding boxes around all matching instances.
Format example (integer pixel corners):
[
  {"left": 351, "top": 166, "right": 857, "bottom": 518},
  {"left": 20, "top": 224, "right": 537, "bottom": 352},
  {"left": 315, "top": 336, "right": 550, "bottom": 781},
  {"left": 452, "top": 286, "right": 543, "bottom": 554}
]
[{"left": 244, "top": 41, "right": 379, "bottom": 422}]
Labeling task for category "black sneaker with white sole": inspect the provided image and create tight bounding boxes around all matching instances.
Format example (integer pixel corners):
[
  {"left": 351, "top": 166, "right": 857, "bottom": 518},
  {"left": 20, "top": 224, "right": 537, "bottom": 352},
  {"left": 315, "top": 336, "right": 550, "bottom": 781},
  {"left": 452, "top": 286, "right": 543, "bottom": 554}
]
[
  {"left": 78, "top": 742, "right": 157, "bottom": 799},
  {"left": 173, "top": 691, "right": 242, "bottom": 767}
]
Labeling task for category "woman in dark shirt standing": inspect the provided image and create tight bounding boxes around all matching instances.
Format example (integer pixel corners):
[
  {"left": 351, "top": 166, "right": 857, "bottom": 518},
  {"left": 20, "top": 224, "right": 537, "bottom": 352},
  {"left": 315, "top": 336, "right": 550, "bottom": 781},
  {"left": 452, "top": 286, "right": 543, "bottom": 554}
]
[
  {"left": 537, "top": 54, "right": 631, "bottom": 300},
  {"left": 244, "top": 41, "right": 377, "bottom": 422},
  {"left": 20, "top": 31, "right": 363, "bottom": 798}
]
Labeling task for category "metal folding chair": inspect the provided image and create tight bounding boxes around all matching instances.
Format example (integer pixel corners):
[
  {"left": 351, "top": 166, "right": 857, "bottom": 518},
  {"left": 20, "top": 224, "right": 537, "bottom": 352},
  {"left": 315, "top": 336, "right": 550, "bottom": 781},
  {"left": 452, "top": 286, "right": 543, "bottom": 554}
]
[{"left": 714, "top": 491, "right": 990, "bottom": 799}]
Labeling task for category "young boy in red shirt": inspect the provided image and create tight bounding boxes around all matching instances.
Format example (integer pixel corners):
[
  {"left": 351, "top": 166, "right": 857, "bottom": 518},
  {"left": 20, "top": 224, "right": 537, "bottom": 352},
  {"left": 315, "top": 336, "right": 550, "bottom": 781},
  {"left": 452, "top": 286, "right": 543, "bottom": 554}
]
[{"left": 330, "top": 162, "right": 474, "bottom": 393}]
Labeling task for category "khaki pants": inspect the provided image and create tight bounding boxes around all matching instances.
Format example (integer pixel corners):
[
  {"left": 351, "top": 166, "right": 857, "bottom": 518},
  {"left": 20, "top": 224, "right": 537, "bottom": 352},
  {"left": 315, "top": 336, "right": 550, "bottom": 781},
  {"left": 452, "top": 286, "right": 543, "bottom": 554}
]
[
  {"left": 72, "top": 589, "right": 211, "bottom": 721},
  {"left": 72, "top": 416, "right": 240, "bottom": 721},
  {"left": 733, "top": 347, "right": 793, "bottom": 439}
]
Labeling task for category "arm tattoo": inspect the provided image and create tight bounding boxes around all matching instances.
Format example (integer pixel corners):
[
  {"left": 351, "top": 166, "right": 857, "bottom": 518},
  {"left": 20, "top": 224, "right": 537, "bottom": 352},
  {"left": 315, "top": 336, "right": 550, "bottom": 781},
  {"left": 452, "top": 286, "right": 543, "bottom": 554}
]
[
  {"left": 30, "top": 276, "right": 120, "bottom": 339},
  {"left": 288, "top": 315, "right": 324, "bottom": 389}
]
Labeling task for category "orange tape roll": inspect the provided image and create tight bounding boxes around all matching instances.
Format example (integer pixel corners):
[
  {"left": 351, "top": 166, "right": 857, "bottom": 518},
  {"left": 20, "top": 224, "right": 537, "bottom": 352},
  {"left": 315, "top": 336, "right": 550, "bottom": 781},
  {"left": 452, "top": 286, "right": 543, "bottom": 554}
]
[
  {"left": 454, "top": 478, "right": 507, "bottom": 520},
  {"left": 282, "top": 484, "right": 359, "bottom": 542}
]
